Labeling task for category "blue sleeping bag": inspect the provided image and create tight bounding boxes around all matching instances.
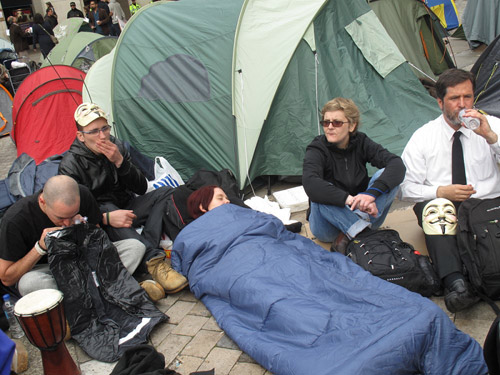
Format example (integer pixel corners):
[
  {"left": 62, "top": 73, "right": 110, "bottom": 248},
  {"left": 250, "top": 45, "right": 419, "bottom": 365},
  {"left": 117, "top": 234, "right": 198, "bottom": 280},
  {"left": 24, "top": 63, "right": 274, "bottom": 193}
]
[{"left": 172, "top": 204, "right": 487, "bottom": 375}]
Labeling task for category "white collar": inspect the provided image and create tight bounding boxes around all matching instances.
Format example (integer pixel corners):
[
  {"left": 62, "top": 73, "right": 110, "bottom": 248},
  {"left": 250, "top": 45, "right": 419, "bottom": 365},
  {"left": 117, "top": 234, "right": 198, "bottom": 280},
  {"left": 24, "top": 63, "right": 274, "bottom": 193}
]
[{"left": 440, "top": 115, "right": 472, "bottom": 141}]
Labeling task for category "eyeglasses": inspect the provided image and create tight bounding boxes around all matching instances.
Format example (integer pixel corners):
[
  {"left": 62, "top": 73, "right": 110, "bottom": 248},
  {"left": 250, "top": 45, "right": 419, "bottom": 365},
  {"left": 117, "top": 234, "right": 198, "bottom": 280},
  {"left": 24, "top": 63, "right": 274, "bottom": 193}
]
[
  {"left": 320, "top": 120, "right": 349, "bottom": 128},
  {"left": 80, "top": 124, "right": 112, "bottom": 135}
]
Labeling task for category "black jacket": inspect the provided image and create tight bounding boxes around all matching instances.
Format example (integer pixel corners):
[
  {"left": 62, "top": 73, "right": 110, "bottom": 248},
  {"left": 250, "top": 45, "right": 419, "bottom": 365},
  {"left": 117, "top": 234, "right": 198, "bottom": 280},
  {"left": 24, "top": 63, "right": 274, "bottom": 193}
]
[
  {"left": 67, "top": 8, "right": 84, "bottom": 18},
  {"left": 32, "top": 22, "right": 55, "bottom": 58},
  {"left": 46, "top": 224, "right": 167, "bottom": 362},
  {"left": 58, "top": 136, "right": 148, "bottom": 208},
  {"left": 302, "top": 132, "right": 405, "bottom": 207},
  {"left": 44, "top": 14, "right": 58, "bottom": 29}
]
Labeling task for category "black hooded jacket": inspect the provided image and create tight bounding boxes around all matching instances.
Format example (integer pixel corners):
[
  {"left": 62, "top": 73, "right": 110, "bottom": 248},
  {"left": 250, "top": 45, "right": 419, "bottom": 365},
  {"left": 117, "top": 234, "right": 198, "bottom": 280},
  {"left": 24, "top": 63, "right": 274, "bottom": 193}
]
[
  {"left": 58, "top": 136, "right": 148, "bottom": 208},
  {"left": 302, "top": 132, "right": 405, "bottom": 207}
]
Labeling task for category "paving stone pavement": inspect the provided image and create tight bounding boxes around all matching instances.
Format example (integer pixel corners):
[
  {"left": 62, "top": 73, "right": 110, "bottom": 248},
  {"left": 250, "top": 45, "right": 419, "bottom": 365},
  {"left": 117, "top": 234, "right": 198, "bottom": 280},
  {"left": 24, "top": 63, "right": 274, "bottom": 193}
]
[{"left": 2, "top": 0, "right": 497, "bottom": 373}]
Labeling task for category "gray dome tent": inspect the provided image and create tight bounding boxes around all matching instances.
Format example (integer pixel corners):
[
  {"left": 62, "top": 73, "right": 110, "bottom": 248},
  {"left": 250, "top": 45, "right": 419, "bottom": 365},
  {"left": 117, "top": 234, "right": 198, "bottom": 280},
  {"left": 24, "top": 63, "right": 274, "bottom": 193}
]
[{"left": 472, "top": 34, "right": 500, "bottom": 117}]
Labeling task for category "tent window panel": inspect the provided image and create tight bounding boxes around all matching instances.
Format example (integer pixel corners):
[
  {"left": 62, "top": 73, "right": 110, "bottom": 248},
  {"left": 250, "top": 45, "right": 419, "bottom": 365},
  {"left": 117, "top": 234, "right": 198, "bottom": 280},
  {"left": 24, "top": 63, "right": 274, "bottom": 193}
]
[
  {"left": 344, "top": 10, "right": 405, "bottom": 78},
  {"left": 138, "top": 54, "right": 211, "bottom": 103}
]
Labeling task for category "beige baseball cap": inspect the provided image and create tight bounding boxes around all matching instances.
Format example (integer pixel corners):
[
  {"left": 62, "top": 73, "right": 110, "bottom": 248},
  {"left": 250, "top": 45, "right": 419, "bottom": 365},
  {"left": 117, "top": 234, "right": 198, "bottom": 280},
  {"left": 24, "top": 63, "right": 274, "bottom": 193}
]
[{"left": 74, "top": 103, "right": 107, "bottom": 127}]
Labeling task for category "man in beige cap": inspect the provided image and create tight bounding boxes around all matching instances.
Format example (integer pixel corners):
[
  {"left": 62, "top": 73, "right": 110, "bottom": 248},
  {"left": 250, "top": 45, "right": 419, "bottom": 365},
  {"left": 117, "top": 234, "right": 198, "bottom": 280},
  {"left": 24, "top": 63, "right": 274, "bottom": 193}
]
[{"left": 58, "top": 103, "right": 188, "bottom": 300}]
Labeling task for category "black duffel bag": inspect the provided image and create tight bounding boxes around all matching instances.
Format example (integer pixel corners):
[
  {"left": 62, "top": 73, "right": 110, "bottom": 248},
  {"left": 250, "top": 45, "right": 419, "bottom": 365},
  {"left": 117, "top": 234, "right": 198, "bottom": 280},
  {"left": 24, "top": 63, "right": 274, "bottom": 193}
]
[{"left": 346, "top": 229, "right": 441, "bottom": 297}]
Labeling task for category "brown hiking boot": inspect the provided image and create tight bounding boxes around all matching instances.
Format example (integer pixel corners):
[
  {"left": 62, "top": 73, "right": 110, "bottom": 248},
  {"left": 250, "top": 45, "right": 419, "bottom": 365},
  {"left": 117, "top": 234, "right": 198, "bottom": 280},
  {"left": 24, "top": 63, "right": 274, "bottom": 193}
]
[
  {"left": 146, "top": 255, "right": 188, "bottom": 294},
  {"left": 140, "top": 280, "right": 166, "bottom": 302},
  {"left": 330, "top": 232, "right": 349, "bottom": 254}
]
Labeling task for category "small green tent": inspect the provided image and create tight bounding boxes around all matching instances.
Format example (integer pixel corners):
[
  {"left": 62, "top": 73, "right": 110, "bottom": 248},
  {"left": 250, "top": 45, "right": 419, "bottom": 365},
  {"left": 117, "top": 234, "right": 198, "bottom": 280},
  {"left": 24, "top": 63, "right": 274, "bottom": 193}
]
[
  {"left": 44, "top": 17, "right": 92, "bottom": 65},
  {"left": 71, "top": 36, "right": 117, "bottom": 72},
  {"left": 92, "top": 0, "right": 440, "bottom": 188},
  {"left": 42, "top": 33, "right": 116, "bottom": 68},
  {"left": 369, "top": 0, "right": 455, "bottom": 79}
]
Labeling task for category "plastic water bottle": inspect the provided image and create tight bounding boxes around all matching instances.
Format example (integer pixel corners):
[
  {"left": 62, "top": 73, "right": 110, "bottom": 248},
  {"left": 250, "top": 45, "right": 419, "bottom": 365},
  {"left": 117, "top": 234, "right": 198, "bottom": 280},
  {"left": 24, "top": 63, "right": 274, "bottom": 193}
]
[
  {"left": 459, "top": 109, "right": 480, "bottom": 130},
  {"left": 2, "top": 294, "right": 24, "bottom": 339}
]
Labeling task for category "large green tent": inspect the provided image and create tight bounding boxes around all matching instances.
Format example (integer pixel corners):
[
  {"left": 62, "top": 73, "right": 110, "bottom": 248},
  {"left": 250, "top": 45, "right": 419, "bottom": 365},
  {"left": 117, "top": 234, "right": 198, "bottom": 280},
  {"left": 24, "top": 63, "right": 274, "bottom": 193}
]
[
  {"left": 93, "top": 0, "right": 440, "bottom": 188},
  {"left": 368, "top": 0, "right": 455, "bottom": 80}
]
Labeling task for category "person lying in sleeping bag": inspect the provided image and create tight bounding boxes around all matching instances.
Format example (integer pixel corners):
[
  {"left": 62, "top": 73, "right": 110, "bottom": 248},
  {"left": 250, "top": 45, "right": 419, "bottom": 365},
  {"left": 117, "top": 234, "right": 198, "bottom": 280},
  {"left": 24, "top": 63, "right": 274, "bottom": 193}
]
[{"left": 171, "top": 185, "right": 488, "bottom": 375}]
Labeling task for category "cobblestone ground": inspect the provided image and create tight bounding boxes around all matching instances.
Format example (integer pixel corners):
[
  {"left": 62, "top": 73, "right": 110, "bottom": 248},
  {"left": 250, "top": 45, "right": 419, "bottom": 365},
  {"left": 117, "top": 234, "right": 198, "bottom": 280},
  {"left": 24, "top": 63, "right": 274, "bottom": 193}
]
[{"left": 2, "top": 0, "right": 495, "bottom": 372}]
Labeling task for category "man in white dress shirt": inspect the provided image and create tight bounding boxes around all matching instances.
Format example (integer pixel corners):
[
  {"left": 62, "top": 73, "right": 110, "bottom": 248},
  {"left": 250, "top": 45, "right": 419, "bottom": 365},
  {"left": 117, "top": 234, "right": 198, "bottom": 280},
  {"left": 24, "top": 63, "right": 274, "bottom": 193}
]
[{"left": 400, "top": 68, "right": 500, "bottom": 312}]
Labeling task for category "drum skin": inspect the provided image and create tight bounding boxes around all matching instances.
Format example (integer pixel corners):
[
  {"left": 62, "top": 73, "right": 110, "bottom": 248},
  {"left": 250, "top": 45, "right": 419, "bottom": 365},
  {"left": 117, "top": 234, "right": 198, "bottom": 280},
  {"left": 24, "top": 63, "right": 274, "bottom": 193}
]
[
  {"left": 17, "top": 300, "right": 65, "bottom": 350},
  {"left": 14, "top": 289, "right": 65, "bottom": 350}
]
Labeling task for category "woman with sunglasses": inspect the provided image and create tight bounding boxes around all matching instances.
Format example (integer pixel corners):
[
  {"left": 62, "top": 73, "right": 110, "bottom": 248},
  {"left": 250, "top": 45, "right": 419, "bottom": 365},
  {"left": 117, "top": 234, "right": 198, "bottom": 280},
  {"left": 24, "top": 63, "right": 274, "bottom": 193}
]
[{"left": 302, "top": 97, "right": 406, "bottom": 252}]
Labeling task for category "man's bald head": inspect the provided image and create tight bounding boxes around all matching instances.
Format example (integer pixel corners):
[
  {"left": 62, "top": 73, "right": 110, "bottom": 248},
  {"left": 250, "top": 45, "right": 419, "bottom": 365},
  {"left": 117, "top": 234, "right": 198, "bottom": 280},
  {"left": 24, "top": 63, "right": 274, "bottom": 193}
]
[{"left": 43, "top": 175, "right": 80, "bottom": 207}]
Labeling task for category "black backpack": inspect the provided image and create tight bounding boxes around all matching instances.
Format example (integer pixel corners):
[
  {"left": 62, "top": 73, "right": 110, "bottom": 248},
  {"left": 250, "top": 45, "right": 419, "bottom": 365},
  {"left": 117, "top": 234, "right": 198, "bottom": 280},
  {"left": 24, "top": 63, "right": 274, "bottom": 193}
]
[
  {"left": 346, "top": 229, "right": 441, "bottom": 297},
  {"left": 457, "top": 197, "right": 500, "bottom": 299},
  {"left": 484, "top": 313, "right": 500, "bottom": 375}
]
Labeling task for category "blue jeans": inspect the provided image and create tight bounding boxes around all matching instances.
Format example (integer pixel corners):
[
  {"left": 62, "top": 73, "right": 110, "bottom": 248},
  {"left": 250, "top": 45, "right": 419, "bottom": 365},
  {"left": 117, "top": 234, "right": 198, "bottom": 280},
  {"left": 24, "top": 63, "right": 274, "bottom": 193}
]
[{"left": 309, "top": 169, "right": 399, "bottom": 242}]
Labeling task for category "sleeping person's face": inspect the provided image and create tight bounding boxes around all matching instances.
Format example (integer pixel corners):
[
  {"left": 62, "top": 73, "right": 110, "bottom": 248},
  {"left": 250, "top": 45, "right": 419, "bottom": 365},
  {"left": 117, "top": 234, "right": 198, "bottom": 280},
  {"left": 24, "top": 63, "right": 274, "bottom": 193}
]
[{"left": 207, "top": 187, "right": 230, "bottom": 211}]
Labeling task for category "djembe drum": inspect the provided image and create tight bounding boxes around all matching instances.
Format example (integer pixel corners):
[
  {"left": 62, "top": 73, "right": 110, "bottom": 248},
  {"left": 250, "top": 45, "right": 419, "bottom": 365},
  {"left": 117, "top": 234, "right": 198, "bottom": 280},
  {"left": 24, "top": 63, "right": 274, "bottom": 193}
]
[{"left": 14, "top": 289, "right": 80, "bottom": 375}]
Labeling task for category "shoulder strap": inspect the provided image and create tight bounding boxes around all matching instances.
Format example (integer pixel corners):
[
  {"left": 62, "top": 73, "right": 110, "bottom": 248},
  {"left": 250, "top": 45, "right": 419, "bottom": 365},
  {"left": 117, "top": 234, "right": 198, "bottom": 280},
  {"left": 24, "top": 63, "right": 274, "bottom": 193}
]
[{"left": 39, "top": 24, "right": 52, "bottom": 37}]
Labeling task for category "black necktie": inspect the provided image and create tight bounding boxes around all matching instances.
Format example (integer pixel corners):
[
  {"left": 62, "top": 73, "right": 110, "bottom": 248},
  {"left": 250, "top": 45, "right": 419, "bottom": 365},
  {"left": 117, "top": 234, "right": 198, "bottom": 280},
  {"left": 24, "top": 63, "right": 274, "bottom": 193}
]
[{"left": 452, "top": 131, "right": 466, "bottom": 185}]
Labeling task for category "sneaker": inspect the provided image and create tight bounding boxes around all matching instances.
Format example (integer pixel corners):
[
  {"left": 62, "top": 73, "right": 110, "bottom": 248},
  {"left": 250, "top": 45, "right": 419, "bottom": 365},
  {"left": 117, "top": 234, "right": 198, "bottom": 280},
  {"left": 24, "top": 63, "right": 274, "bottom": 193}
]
[
  {"left": 146, "top": 255, "right": 189, "bottom": 294},
  {"left": 330, "top": 232, "right": 349, "bottom": 254},
  {"left": 140, "top": 280, "right": 166, "bottom": 302},
  {"left": 444, "top": 279, "right": 480, "bottom": 313}
]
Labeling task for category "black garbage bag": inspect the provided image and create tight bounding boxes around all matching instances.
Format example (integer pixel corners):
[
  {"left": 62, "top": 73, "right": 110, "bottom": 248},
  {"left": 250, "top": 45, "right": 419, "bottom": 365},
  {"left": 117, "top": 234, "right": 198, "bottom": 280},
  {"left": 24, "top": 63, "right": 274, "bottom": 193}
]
[
  {"left": 110, "top": 345, "right": 179, "bottom": 375},
  {"left": 110, "top": 344, "right": 215, "bottom": 375},
  {"left": 46, "top": 223, "right": 168, "bottom": 362}
]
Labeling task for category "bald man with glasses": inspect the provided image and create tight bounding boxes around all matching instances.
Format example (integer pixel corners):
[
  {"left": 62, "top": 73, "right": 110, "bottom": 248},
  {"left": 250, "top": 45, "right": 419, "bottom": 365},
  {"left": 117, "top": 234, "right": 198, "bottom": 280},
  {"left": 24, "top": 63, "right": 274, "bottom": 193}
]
[{"left": 58, "top": 103, "right": 188, "bottom": 301}]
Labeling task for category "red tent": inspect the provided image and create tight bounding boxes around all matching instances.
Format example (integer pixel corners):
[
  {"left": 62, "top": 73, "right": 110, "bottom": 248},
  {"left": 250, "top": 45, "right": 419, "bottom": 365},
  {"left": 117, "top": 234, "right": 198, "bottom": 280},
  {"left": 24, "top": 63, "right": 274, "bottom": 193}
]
[
  {"left": 12, "top": 66, "right": 85, "bottom": 164},
  {"left": 0, "top": 84, "right": 13, "bottom": 137}
]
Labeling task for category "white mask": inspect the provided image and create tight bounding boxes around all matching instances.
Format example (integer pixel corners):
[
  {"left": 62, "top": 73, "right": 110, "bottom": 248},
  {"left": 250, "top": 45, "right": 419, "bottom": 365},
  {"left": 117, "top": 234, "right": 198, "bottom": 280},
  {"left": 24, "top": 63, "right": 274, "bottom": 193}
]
[{"left": 422, "top": 198, "right": 457, "bottom": 236}]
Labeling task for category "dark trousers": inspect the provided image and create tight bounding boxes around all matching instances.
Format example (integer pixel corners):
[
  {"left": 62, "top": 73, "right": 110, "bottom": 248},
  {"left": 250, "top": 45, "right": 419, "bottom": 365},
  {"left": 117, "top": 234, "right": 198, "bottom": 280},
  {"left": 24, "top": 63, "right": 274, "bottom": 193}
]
[
  {"left": 111, "top": 23, "right": 121, "bottom": 37},
  {"left": 413, "top": 201, "right": 463, "bottom": 280},
  {"left": 101, "top": 186, "right": 174, "bottom": 271}
]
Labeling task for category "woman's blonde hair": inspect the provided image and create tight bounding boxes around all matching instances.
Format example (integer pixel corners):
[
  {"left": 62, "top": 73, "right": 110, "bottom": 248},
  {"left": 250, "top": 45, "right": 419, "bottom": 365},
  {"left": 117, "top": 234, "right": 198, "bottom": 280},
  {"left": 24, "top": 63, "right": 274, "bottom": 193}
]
[{"left": 321, "top": 97, "right": 360, "bottom": 133}]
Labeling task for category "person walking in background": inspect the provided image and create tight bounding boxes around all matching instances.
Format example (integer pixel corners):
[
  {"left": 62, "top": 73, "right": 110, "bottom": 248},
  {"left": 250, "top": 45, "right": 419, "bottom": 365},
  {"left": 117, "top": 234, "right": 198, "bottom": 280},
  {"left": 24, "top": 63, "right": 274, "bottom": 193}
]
[
  {"left": 7, "top": 16, "right": 29, "bottom": 57},
  {"left": 88, "top": 0, "right": 111, "bottom": 35},
  {"left": 108, "top": 0, "right": 126, "bottom": 36},
  {"left": 129, "top": 0, "right": 141, "bottom": 16},
  {"left": 32, "top": 13, "right": 56, "bottom": 58},
  {"left": 67, "top": 2, "right": 84, "bottom": 18},
  {"left": 44, "top": 7, "right": 58, "bottom": 30}
]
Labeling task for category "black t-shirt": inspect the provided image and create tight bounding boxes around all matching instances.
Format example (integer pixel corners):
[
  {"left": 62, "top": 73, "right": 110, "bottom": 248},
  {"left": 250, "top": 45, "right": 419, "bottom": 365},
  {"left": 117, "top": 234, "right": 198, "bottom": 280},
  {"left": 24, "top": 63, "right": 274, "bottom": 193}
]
[{"left": 0, "top": 185, "right": 101, "bottom": 262}]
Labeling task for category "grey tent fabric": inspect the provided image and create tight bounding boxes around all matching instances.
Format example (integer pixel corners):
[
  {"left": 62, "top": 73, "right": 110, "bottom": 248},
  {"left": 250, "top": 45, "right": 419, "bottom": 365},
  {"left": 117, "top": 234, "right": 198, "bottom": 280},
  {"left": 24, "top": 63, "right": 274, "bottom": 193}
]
[
  {"left": 462, "top": 0, "right": 500, "bottom": 48},
  {"left": 471, "top": 34, "right": 500, "bottom": 117}
]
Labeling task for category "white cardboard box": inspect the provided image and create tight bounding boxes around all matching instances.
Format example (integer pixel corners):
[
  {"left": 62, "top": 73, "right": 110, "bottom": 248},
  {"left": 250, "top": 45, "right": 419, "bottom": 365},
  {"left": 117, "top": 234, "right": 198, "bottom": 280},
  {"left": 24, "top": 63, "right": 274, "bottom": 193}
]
[{"left": 272, "top": 186, "right": 309, "bottom": 213}]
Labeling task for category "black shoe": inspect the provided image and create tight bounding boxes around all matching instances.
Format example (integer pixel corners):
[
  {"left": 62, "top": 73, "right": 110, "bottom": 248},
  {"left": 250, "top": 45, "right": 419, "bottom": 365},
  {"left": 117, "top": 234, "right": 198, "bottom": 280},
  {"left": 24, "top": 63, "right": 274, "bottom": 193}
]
[
  {"left": 330, "top": 233, "right": 349, "bottom": 254},
  {"left": 444, "top": 279, "right": 480, "bottom": 313},
  {"left": 285, "top": 222, "right": 302, "bottom": 233}
]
